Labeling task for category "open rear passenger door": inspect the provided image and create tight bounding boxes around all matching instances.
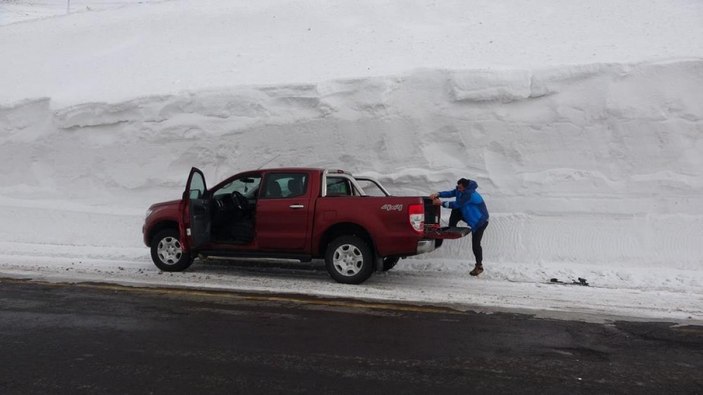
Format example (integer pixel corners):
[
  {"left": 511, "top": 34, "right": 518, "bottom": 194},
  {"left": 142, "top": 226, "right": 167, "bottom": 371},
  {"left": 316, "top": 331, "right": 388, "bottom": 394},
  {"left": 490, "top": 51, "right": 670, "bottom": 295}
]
[{"left": 183, "top": 167, "right": 211, "bottom": 249}]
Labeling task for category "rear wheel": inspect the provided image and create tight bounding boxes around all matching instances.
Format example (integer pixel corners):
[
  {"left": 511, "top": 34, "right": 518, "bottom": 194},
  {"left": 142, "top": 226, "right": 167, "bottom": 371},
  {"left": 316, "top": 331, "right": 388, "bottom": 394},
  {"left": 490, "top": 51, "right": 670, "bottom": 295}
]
[
  {"left": 150, "top": 229, "right": 193, "bottom": 272},
  {"left": 325, "top": 235, "right": 374, "bottom": 284}
]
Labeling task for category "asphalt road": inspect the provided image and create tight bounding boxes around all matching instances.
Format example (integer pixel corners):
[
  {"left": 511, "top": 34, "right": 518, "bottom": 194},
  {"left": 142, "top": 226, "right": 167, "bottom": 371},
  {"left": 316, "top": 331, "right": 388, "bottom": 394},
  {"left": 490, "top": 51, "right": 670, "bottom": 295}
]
[{"left": 0, "top": 278, "right": 701, "bottom": 394}]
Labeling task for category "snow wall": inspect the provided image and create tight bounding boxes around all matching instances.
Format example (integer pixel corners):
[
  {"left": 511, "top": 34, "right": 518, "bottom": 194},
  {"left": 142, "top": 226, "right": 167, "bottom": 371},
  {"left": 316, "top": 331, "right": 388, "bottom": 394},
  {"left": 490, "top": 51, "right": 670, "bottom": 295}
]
[{"left": 1, "top": 60, "right": 702, "bottom": 269}]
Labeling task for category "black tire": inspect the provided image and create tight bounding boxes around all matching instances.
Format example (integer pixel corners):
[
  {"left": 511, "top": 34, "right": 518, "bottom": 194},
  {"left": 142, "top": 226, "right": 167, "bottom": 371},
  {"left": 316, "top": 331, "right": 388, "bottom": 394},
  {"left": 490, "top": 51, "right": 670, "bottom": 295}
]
[
  {"left": 150, "top": 229, "right": 193, "bottom": 272},
  {"left": 324, "top": 235, "right": 374, "bottom": 284},
  {"left": 382, "top": 256, "right": 400, "bottom": 271}
]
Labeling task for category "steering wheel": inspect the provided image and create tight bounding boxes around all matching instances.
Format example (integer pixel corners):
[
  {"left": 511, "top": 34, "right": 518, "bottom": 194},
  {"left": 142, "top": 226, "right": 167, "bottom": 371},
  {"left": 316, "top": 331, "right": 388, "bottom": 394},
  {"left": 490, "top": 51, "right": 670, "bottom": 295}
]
[{"left": 232, "top": 191, "right": 250, "bottom": 211}]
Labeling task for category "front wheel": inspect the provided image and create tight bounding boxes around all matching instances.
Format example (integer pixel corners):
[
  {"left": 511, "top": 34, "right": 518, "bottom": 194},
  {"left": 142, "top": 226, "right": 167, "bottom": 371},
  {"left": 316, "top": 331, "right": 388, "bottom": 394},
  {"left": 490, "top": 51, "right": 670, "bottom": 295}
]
[
  {"left": 150, "top": 229, "right": 193, "bottom": 272},
  {"left": 325, "top": 235, "right": 374, "bottom": 284}
]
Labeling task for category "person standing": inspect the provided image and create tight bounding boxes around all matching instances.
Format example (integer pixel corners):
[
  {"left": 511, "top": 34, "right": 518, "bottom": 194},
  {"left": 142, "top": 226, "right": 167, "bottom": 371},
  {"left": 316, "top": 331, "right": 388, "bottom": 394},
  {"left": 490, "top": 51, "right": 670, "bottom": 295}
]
[{"left": 430, "top": 178, "right": 489, "bottom": 276}]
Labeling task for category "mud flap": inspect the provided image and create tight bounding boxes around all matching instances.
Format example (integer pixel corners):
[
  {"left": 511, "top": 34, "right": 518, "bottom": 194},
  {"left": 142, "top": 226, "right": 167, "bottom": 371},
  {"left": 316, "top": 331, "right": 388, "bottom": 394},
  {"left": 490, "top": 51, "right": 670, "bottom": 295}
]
[{"left": 374, "top": 255, "right": 384, "bottom": 272}]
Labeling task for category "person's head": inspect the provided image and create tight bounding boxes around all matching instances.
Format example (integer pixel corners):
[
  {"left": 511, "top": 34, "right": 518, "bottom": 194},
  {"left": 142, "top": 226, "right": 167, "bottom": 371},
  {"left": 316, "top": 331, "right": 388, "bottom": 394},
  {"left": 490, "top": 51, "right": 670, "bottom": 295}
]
[{"left": 456, "top": 178, "right": 470, "bottom": 191}]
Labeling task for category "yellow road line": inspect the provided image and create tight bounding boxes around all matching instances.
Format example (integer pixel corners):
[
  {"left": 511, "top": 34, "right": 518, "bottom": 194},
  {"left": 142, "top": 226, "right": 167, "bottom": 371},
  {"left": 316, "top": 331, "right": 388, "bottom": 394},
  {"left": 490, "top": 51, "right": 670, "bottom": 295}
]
[{"left": 2, "top": 277, "right": 463, "bottom": 315}]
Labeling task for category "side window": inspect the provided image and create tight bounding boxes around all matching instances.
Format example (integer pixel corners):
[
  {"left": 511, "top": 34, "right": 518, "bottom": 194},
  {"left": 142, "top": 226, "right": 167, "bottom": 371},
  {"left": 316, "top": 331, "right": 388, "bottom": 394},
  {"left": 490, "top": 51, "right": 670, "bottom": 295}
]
[
  {"left": 213, "top": 175, "right": 262, "bottom": 199},
  {"left": 261, "top": 173, "right": 308, "bottom": 199},
  {"left": 326, "top": 177, "right": 352, "bottom": 196},
  {"left": 189, "top": 171, "right": 206, "bottom": 199}
]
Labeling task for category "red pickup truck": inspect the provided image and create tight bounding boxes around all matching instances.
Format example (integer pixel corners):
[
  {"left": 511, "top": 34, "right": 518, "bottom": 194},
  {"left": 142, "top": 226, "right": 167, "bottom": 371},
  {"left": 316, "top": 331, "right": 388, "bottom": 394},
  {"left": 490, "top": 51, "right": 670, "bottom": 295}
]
[{"left": 143, "top": 167, "right": 469, "bottom": 284}]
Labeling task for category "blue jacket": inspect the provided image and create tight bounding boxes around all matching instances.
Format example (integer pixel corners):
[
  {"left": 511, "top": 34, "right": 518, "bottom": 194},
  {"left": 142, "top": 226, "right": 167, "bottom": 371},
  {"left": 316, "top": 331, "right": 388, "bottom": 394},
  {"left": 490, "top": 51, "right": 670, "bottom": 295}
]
[{"left": 438, "top": 180, "right": 489, "bottom": 230}]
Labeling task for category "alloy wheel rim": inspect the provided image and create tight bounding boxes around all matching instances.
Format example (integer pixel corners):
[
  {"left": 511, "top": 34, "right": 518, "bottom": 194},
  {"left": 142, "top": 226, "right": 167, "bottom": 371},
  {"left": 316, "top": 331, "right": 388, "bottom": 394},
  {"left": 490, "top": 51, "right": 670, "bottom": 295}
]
[
  {"left": 157, "top": 236, "right": 182, "bottom": 265},
  {"left": 332, "top": 244, "right": 363, "bottom": 276}
]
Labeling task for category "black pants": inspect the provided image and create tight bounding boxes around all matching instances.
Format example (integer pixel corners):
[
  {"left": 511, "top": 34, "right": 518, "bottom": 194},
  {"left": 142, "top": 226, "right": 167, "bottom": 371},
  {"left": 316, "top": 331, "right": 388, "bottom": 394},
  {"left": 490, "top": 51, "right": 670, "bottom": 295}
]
[
  {"left": 448, "top": 208, "right": 463, "bottom": 228},
  {"left": 449, "top": 209, "right": 488, "bottom": 265}
]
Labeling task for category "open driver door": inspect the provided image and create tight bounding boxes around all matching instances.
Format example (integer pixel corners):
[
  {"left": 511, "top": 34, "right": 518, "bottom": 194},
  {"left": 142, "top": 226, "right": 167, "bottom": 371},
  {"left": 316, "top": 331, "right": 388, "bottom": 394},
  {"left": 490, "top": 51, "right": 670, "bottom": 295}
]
[{"left": 183, "top": 167, "right": 211, "bottom": 250}]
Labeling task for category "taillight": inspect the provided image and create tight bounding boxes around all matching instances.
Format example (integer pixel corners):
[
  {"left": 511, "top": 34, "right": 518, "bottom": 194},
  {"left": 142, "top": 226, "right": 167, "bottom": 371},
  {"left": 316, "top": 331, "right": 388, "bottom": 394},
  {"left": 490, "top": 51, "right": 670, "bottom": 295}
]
[{"left": 408, "top": 204, "right": 424, "bottom": 233}]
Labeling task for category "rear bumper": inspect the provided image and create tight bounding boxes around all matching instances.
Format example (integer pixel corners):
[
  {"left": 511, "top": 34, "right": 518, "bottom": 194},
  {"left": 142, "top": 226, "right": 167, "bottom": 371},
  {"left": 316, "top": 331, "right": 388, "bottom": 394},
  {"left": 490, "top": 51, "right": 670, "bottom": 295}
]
[
  {"left": 416, "top": 226, "right": 471, "bottom": 254},
  {"left": 416, "top": 239, "right": 437, "bottom": 254}
]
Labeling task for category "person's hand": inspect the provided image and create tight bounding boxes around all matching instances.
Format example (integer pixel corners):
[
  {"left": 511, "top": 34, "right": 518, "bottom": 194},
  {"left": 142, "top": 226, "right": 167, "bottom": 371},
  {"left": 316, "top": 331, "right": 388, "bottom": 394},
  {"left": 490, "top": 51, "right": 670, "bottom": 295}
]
[
  {"left": 432, "top": 197, "right": 442, "bottom": 206},
  {"left": 429, "top": 192, "right": 438, "bottom": 199}
]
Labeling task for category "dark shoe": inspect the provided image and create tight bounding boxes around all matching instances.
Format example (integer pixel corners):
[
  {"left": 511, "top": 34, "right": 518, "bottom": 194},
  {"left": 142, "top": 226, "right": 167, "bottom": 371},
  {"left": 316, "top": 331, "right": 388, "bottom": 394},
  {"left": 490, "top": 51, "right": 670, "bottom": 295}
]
[{"left": 470, "top": 264, "right": 484, "bottom": 276}]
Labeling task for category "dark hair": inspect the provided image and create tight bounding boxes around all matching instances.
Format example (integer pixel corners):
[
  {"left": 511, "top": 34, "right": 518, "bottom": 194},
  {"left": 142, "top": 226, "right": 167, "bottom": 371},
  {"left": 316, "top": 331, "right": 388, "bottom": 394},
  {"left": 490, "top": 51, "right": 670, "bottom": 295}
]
[{"left": 457, "top": 178, "right": 470, "bottom": 187}]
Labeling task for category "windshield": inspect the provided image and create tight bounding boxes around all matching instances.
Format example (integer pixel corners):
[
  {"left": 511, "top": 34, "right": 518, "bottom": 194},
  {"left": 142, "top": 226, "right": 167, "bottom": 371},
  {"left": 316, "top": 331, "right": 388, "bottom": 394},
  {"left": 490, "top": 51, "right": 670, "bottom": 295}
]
[{"left": 213, "top": 175, "right": 262, "bottom": 199}]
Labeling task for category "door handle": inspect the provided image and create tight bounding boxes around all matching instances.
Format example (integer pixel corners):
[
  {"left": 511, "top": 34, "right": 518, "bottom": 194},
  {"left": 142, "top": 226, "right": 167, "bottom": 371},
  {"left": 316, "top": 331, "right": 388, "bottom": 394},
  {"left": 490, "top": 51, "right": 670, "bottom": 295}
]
[{"left": 289, "top": 204, "right": 305, "bottom": 209}]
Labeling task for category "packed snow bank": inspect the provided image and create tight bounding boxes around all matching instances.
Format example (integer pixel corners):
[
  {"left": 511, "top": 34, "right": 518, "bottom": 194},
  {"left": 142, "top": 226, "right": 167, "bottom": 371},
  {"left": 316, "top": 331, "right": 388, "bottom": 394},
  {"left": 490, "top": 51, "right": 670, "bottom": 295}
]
[
  {"left": 1, "top": 60, "right": 702, "bottom": 270},
  {"left": 1, "top": 1, "right": 703, "bottom": 321}
]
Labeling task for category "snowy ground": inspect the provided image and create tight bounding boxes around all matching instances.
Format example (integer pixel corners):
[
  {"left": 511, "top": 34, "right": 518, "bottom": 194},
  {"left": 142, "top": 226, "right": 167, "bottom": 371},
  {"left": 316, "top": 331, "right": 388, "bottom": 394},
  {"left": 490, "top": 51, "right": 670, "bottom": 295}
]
[{"left": 1, "top": 0, "right": 702, "bottom": 323}]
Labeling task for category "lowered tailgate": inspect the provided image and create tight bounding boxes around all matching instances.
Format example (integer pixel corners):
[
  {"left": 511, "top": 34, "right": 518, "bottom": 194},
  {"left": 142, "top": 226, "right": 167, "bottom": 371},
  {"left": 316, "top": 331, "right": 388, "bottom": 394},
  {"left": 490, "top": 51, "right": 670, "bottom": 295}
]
[
  {"left": 425, "top": 226, "right": 471, "bottom": 239},
  {"left": 422, "top": 198, "right": 471, "bottom": 239}
]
